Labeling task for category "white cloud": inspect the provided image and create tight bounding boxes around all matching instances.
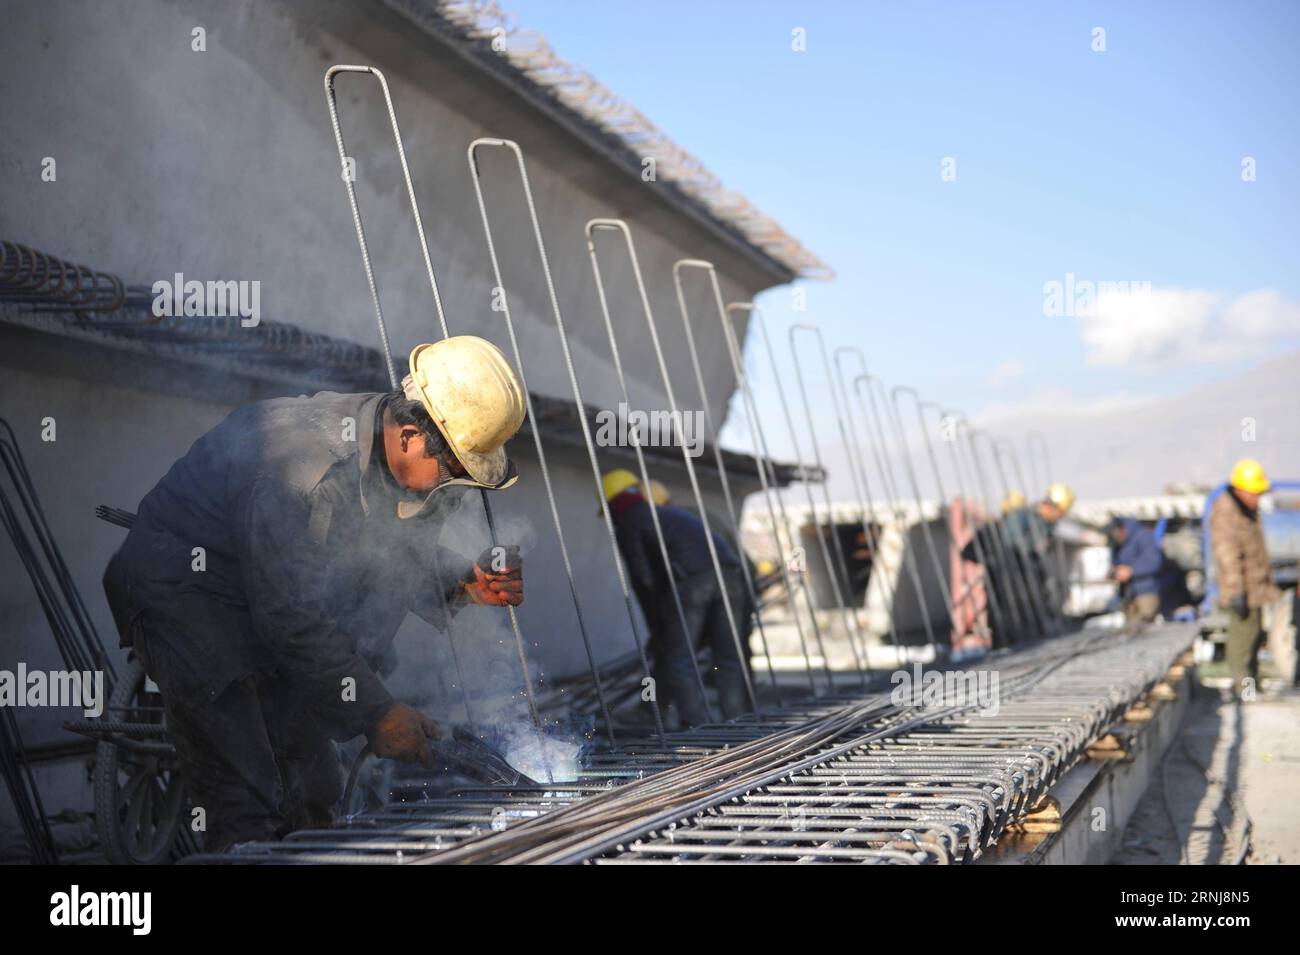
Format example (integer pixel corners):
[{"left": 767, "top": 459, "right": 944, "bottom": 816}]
[
  {"left": 989, "top": 358, "right": 1024, "bottom": 387},
  {"left": 1076, "top": 286, "right": 1300, "bottom": 367}
]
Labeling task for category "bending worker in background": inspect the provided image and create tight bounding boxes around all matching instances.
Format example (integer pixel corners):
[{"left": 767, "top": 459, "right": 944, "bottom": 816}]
[
  {"left": 1210, "top": 458, "right": 1283, "bottom": 700},
  {"left": 1107, "top": 516, "right": 1163, "bottom": 630},
  {"left": 103, "top": 336, "right": 527, "bottom": 851},
  {"left": 602, "top": 470, "right": 752, "bottom": 726}
]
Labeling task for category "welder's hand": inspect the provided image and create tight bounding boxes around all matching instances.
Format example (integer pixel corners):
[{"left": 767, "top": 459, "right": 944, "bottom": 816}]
[
  {"left": 1228, "top": 594, "right": 1249, "bottom": 619},
  {"left": 368, "top": 703, "right": 440, "bottom": 767},
  {"left": 465, "top": 546, "right": 524, "bottom": 607}
]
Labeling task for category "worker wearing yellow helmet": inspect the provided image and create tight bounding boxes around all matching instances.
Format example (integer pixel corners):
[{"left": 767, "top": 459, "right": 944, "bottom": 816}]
[
  {"left": 1209, "top": 458, "right": 1283, "bottom": 698},
  {"left": 600, "top": 469, "right": 753, "bottom": 725},
  {"left": 102, "top": 335, "right": 528, "bottom": 851},
  {"left": 1000, "top": 489, "right": 1027, "bottom": 515},
  {"left": 1041, "top": 482, "right": 1075, "bottom": 523}
]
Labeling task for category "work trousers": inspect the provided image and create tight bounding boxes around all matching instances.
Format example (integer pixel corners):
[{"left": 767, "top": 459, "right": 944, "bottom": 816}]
[
  {"left": 1225, "top": 605, "right": 1264, "bottom": 699},
  {"left": 653, "top": 565, "right": 752, "bottom": 726},
  {"left": 1123, "top": 593, "right": 1160, "bottom": 631},
  {"left": 130, "top": 602, "right": 344, "bottom": 853}
]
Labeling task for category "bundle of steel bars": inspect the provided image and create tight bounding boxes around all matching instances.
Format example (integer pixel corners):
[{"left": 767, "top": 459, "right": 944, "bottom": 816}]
[{"left": 188, "top": 624, "right": 1192, "bottom": 864}]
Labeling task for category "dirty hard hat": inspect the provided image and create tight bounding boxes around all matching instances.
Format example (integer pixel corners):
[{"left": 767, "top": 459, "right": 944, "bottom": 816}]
[
  {"left": 406, "top": 337, "right": 526, "bottom": 488},
  {"left": 1045, "top": 482, "right": 1075, "bottom": 513},
  {"left": 601, "top": 469, "right": 641, "bottom": 503},
  {"left": 645, "top": 478, "right": 671, "bottom": 507},
  {"left": 1229, "top": 458, "right": 1269, "bottom": 495}
]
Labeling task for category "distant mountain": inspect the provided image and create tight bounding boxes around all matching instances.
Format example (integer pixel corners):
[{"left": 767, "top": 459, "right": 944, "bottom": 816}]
[{"left": 801, "top": 350, "right": 1300, "bottom": 507}]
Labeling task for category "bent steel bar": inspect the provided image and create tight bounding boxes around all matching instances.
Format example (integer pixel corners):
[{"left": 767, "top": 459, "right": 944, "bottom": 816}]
[
  {"left": 323, "top": 64, "right": 448, "bottom": 381},
  {"left": 949, "top": 413, "right": 1029, "bottom": 640},
  {"left": 830, "top": 348, "right": 905, "bottom": 648},
  {"left": 671, "top": 261, "right": 780, "bottom": 700},
  {"left": 586, "top": 220, "right": 715, "bottom": 724},
  {"left": 723, "top": 303, "right": 822, "bottom": 694},
  {"left": 787, "top": 325, "right": 872, "bottom": 682},
  {"left": 466, "top": 138, "right": 622, "bottom": 741},
  {"left": 851, "top": 371, "right": 939, "bottom": 654},
  {"left": 1027, "top": 430, "right": 1071, "bottom": 597},
  {"left": 323, "top": 68, "right": 550, "bottom": 767},
  {"left": 986, "top": 435, "right": 1054, "bottom": 636},
  {"left": 747, "top": 310, "right": 840, "bottom": 687},
  {"left": 919, "top": 401, "right": 1005, "bottom": 643},
  {"left": 994, "top": 437, "right": 1061, "bottom": 637},
  {"left": 965, "top": 427, "right": 1043, "bottom": 639},
  {"left": 888, "top": 386, "right": 960, "bottom": 639}
]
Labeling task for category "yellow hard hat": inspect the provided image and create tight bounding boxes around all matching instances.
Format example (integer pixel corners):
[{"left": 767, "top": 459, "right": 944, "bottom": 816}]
[
  {"left": 1230, "top": 458, "right": 1270, "bottom": 494},
  {"left": 1046, "top": 482, "right": 1075, "bottom": 512},
  {"left": 601, "top": 469, "right": 641, "bottom": 503},
  {"left": 645, "top": 479, "right": 670, "bottom": 507},
  {"left": 1001, "top": 489, "right": 1026, "bottom": 514},
  {"left": 406, "top": 337, "right": 525, "bottom": 488}
]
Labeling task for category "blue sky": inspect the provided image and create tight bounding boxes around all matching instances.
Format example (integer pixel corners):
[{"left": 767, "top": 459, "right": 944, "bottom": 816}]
[{"left": 505, "top": 0, "right": 1299, "bottom": 442}]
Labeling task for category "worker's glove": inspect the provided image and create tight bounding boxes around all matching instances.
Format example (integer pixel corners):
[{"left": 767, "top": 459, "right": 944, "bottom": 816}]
[
  {"left": 1229, "top": 594, "right": 1249, "bottom": 619},
  {"left": 465, "top": 545, "right": 524, "bottom": 607},
  {"left": 368, "top": 703, "right": 440, "bottom": 767}
]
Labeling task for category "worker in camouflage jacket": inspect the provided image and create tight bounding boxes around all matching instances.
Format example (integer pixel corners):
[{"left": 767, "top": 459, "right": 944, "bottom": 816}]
[
  {"left": 103, "top": 337, "right": 527, "bottom": 851},
  {"left": 1209, "top": 458, "right": 1282, "bottom": 699}
]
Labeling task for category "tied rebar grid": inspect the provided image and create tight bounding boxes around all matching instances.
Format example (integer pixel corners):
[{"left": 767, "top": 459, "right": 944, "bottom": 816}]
[{"left": 197, "top": 623, "right": 1194, "bottom": 864}]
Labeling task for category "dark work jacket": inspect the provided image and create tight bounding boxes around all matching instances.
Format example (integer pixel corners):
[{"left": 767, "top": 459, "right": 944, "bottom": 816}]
[
  {"left": 610, "top": 497, "right": 739, "bottom": 630},
  {"left": 1111, "top": 518, "right": 1162, "bottom": 599},
  {"left": 104, "top": 392, "right": 473, "bottom": 737}
]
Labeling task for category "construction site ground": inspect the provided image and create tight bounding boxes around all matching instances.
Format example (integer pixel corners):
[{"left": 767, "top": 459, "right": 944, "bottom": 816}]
[{"left": 1115, "top": 672, "right": 1300, "bottom": 865}]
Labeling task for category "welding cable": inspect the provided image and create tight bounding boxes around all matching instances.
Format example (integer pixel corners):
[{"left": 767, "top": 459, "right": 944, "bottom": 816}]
[
  {"left": 830, "top": 348, "right": 908, "bottom": 649},
  {"left": 342, "top": 742, "right": 374, "bottom": 814},
  {"left": 671, "top": 263, "right": 783, "bottom": 702},
  {"left": 323, "top": 68, "right": 558, "bottom": 769},
  {"left": 722, "top": 304, "right": 822, "bottom": 694},
  {"left": 786, "top": 325, "right": 876, "bottom": 683}
]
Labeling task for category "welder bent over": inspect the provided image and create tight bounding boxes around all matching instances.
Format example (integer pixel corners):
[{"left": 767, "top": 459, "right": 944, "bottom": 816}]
[
  {"left": 102, "top": 336, "right": 526, "bottom": 852},
  {"left": 602, "top": 470, "right": 752, "bottom": 726}
]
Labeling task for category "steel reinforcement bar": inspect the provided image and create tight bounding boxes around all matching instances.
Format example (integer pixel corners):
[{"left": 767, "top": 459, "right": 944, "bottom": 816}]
[{"left": 190, "top": 623, "right": 1194, "bottom": 865}]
